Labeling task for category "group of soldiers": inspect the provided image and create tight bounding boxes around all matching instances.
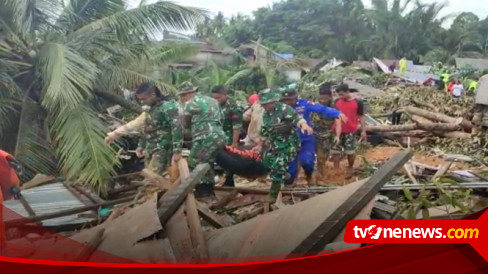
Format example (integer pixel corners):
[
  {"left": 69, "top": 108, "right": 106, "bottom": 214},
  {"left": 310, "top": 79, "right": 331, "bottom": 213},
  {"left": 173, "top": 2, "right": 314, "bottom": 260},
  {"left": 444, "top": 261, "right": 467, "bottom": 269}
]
[{"left": 105, "top": 81, "right": 360, "bottom": 203}]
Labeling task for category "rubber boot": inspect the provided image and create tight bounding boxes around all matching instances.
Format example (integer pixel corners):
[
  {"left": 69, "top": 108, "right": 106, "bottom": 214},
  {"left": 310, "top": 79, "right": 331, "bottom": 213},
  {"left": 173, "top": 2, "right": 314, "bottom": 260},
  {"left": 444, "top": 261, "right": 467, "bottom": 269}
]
[
  {"left": 194, "top": 183, "right": 214, "bottom": 199},
  {"left": 264, "top": 181, "right": 281, "bottom": 204},
  {"left": 223, "top": 172, "right": 235, "bottom": 187}
]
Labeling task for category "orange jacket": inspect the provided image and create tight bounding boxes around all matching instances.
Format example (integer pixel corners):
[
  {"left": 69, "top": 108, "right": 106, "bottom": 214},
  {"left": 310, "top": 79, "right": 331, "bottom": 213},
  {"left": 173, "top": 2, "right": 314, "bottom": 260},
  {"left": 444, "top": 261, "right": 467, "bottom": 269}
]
[{"left": 0, "top": 149, "right": 20, "bottom": 201}]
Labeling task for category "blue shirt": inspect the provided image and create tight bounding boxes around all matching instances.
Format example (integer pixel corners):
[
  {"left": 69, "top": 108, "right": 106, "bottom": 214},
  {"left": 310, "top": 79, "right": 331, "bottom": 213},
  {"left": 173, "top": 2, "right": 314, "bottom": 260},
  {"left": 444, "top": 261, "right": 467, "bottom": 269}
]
[{"left": 294, "top": 99, "right": 341, "bottom": 141}]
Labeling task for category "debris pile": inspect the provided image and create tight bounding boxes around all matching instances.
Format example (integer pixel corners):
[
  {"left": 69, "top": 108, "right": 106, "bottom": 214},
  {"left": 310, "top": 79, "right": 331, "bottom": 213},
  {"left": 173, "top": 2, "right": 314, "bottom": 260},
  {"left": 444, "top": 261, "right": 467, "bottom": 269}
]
[{"left": 365, "top": 86, "right": 488, "bottom": 162}]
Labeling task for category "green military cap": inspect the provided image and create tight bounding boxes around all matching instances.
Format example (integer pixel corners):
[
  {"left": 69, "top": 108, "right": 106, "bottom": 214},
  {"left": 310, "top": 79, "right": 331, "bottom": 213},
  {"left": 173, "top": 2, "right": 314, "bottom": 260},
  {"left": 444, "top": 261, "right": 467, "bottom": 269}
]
[
  {"left": 179, "top": 81, "right": 199, "bottom": 95},
  {"left": 259, "top": 88, "right": 279, "bottom": 104}
]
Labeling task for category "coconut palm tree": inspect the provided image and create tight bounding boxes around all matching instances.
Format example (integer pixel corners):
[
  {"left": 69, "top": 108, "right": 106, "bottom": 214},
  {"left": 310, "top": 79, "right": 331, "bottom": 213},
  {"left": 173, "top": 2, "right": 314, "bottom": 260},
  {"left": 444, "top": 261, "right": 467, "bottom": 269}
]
[{"left": 0, "top": 0, "right": 205, "bottom": 193}]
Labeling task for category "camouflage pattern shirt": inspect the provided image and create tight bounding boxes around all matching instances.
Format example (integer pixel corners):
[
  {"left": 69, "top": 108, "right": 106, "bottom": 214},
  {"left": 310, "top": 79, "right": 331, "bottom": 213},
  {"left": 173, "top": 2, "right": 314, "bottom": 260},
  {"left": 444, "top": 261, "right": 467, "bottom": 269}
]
[
  {"left": 312, "top": 102, "right": 336, "bottom": 138},
  {"left": 221, "top": 98, "right": 244, "bottom": 144},
  {"left": 183, "top": 93, "right": 225, "bottom": 142},
  {"left": 138, "top": 99, "right": 183, "bottom": 154},
  {"left": 261, "top": 102, "right": 301, "bottom": 154}
]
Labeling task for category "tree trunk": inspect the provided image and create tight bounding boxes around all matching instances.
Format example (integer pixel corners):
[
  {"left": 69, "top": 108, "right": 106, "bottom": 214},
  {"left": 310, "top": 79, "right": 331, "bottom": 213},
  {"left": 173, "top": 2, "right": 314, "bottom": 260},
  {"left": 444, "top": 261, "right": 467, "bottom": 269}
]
[
  {"left": 93, "top": 89, "right": 142, "bottom": 114},
  {"left": 403, "top": 106, "right": 472, "bottom": 132},
  {"left": 366, "top": 124, "right": 417, "bottom": 132},
  {"left": 411, "top": 115, "right": 463, "bottom": 133},
  {"left": 410, "top": 98, "right": 439, "bottom": 112}
]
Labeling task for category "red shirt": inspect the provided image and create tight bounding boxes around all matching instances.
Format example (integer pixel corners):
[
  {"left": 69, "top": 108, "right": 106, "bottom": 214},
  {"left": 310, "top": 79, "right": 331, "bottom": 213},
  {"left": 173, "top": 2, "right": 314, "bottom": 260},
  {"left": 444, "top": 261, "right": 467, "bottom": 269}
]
[{"left": 334, "top": 98, "right": 364, "bottom": 133}]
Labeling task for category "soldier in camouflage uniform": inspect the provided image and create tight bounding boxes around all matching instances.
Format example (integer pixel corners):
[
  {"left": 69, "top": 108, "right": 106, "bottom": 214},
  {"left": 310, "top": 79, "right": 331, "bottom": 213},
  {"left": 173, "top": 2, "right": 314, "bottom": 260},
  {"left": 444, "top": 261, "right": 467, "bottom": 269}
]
[
  {"left": 210, "top": 85, "right": 244, "bottom": 187},
  {"left": 313, "top": 84, "right": 342, "bottom": 181},
  {"left": 252, "top": 88, "right": 313, "bottom": 202},
  {"left": 105, "top": 83, "right": 182, "bottom": 175},
  {"left": 174, "top": 82, "right": 226, "bottom": 198}
]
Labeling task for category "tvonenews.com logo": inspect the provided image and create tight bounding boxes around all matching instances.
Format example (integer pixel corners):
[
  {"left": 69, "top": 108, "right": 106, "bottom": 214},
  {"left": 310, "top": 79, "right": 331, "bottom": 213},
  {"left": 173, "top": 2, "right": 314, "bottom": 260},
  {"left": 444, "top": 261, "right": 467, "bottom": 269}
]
[
  {"left": 344, "top": 214, "right": 487, "bottom": 261},
  {"left": 353, "top": 225, "right": 479, "bottom": 240}
]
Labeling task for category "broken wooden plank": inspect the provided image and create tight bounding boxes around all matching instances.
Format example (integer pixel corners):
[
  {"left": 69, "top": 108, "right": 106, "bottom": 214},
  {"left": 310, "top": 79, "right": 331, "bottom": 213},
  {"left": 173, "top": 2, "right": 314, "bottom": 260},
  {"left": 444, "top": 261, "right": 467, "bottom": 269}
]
[
  {"left": 286, "top": 150, "right": 413, "bottom": 257},
  {"left": 157, "top": 163, "right": 210, "bottom": 225},
  {"left": 21, "top": 174, "right": 56, "bottom": 190},
  {"left": 434, "top": 160, "right": 454, "bottom": 179},
  {"left": 403, "top": 163, "right": 419, "bottom": 184},
  {"left": 196, "top": 202, "right": 232, "bottom": 228},
  {"left": 75, "top": 228, "right": 105, "bottom": 262},
  {"left": 226, "top": 195, "right": 260, "bottom": 210},
  {"left": 235, "top": 204, "right": 265, "bottom": 222},
  {"left": 141, "top": 168, "right": 172, "bottom": 190},
  {"left": 185, "top": 193, "right": 209, "bottom": 259},
  {"left": 165, "top": 206, "right": 194, "bottom": 259},
  {"left": 212, "top": 189, "right": 239, "bottom": 210},
  {"left": 178, "top": 158, "right": 208, "bottom": 259}
]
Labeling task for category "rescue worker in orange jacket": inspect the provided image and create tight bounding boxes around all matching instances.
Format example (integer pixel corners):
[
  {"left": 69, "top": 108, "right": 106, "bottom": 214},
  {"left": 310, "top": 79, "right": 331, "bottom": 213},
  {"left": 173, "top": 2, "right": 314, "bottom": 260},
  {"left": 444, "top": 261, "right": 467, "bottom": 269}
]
[{"left": 0, "top": 149, "right": 22, "bottom": 244}]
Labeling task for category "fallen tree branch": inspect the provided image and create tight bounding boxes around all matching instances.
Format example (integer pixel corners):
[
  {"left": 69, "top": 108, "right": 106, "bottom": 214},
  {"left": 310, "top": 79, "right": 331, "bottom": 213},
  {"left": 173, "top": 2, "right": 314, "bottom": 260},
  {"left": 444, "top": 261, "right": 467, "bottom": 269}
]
[{"left": 93, "top": 89, "right": 142, "bottom": 114}]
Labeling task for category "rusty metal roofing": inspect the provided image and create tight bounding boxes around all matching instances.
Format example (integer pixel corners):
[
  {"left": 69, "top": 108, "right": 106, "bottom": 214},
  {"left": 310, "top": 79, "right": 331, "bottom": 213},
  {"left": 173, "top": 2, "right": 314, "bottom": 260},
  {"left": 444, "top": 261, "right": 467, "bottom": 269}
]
[{"left": 3, "top": 182, "right": 96, "bottom": 227}]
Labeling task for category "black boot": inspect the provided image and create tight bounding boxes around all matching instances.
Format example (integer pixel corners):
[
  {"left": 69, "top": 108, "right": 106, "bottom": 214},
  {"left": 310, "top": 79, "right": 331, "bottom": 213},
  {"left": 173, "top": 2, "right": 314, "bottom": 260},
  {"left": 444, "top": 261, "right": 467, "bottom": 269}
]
[
  {"left": 223, "top": 172, "right": 235, "bottom": 187},
  {"left": 194, "top": 183, "right": 214, "bottom": 199}
]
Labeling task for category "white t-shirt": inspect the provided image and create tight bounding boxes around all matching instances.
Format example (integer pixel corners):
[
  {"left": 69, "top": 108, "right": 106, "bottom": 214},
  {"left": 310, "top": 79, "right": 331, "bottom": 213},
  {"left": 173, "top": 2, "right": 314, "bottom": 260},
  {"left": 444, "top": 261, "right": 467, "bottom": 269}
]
[{"left": 452, "top": 84, "right": 464, "bottom": 97}]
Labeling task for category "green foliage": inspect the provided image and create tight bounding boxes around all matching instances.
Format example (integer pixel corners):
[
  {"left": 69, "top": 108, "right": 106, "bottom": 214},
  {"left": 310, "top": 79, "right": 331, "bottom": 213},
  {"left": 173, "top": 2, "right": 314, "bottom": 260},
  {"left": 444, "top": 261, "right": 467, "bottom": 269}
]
[
  {"left": 197, "top": 0, "right": 488, "bottom": 61},
  {"left": 0, "top": 0, "right": 205, "bottom": 193},
  {"left": 399, "top": 177, "right": 473, "bottom": 220}
]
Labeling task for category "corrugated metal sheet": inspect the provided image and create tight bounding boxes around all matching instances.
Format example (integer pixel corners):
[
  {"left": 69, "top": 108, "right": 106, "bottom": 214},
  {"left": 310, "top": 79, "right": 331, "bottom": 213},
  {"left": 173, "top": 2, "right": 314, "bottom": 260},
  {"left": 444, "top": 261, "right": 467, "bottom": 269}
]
[
  {"left": 3, "top": 183, "right": 96, "bottom": 227},
  {"left": 344, "top": 80, "right": 385, "bottom": 99},
  {"left": 455, "top": 58, "right": 488, "bottom": 70}
]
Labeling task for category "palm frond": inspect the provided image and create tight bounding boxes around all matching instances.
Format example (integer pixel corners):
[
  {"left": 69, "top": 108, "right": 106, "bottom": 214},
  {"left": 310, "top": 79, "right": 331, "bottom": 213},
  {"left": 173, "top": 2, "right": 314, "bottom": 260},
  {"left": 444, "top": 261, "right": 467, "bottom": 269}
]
[
  {"left": 73, "top": 1, "right": 206, "bottom": 42},
  {"left": 51, "top": 103, "right": 120, "bottom": 194},
  {"left": 154, "top": 42, "right": 198, "bottom": 63},
  {"left": 4, "top": 0, "right": 57, "bottom": 35},
  {"left": 9, "top": 99, "right": 57, "bottom": 175},
  {"left": 57, "top": 0, "right": 125, "bottom": 32},
  {"left": 98, "top": 63, "right": 178, "bottom": 94},
  {"left": 38, "top": 43, "right": 99, "bottom": 111},
  {"left": 225, "top": 68, "right": 254, "bottom": 86}
]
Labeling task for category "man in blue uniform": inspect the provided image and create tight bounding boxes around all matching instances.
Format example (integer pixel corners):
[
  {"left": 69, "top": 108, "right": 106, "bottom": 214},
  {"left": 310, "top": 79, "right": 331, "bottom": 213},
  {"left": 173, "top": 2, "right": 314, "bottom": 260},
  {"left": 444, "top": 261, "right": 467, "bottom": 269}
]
[{"left": 281, "top": 85, "right": 345, "bottom": 186}]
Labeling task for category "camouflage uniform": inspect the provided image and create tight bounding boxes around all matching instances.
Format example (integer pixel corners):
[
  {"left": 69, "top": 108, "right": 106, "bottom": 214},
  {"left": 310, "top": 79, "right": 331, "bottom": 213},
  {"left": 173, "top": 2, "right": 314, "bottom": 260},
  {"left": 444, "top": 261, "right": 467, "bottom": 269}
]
[
  {"left": 312, "top": 105, "right": 335, "bottom": 172},
  {"left": 137, "top": 99, "right": 182, "bottom": 174},
  {"left": 182, "top": 93, "right": 226, "bottom": 187},
  {"left": 260, "top": 90, "right": 301, "bottom": 197},
  {"left": 221, "top": 98, "right": 245, "bottom": 145}
]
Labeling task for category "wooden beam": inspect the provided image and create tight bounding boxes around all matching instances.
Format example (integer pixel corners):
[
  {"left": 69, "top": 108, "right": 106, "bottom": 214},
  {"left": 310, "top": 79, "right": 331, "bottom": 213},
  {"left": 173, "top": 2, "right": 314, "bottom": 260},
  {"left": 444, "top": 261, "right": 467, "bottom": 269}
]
[
  {"left": 5, "top": 196, "right": 135, "bottom": 226},
  {"left": 212, "top": 189, "right": 239, "bottom": 210},
  {"left": 196, "top": 202, "right": 232, "bottom": 228},
  {"left": 434, "top": 160, "right": 454, "bottom": 179},
  {"left": 75, "top": 228, "right": 105, "bottom": 262},
  {"left": 157, "top": 163, "right": 210, "bottom": 225},
  {"left": 185, "top": 193, "right": 209, "bottom": 259},
  {"left": 140, "top": 168, "right": 172, "bottom": 190},
  {"left": 286, "top": 150, "right": 413, "bottom": 258},
  {"left": 178, "top": 159, "right": 208, "bottom": 259}
]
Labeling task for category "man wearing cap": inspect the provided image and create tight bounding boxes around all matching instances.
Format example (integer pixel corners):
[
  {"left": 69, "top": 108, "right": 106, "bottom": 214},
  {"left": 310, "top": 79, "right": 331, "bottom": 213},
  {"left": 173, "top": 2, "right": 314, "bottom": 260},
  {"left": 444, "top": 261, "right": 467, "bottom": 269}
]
[
  {"left": 280, "top": 85, "right": 344, "bottom": 187},
  {"left": 253, "top": 88, "right": 314, "bottom": 202},
  {"left": 332, "top": 83, "right": 367, "bottom": 176},
  {"left": 105, "top": 83, "right": 182, "bottom": 176},
  {"left": 173, "top": 82, "right": 226, "bottom": 198},
  {"left": 210, "top": 85, "right": 244, "bottom": 187},
  {"left": 313, "top": 83, "right": 343, "bottom": 181}
]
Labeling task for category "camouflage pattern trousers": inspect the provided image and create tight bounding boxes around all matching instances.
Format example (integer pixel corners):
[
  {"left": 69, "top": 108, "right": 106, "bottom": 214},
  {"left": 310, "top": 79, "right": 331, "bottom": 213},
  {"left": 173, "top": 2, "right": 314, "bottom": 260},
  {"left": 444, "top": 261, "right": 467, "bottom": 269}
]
[
  {"left": 262, "top": 139, "right": 299, "bottom": 196},
  {"left": 145, "top": 143, "right": 172, "bottom": 175},
  {"left": 315, "top": 131, "right": 334, "bottom": 175},
  {"left": 331, "top": 133, "right": 357, "bottom": 156},
  {"left": 188, "top": 134, "right": 226, "bottom": 185}
]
